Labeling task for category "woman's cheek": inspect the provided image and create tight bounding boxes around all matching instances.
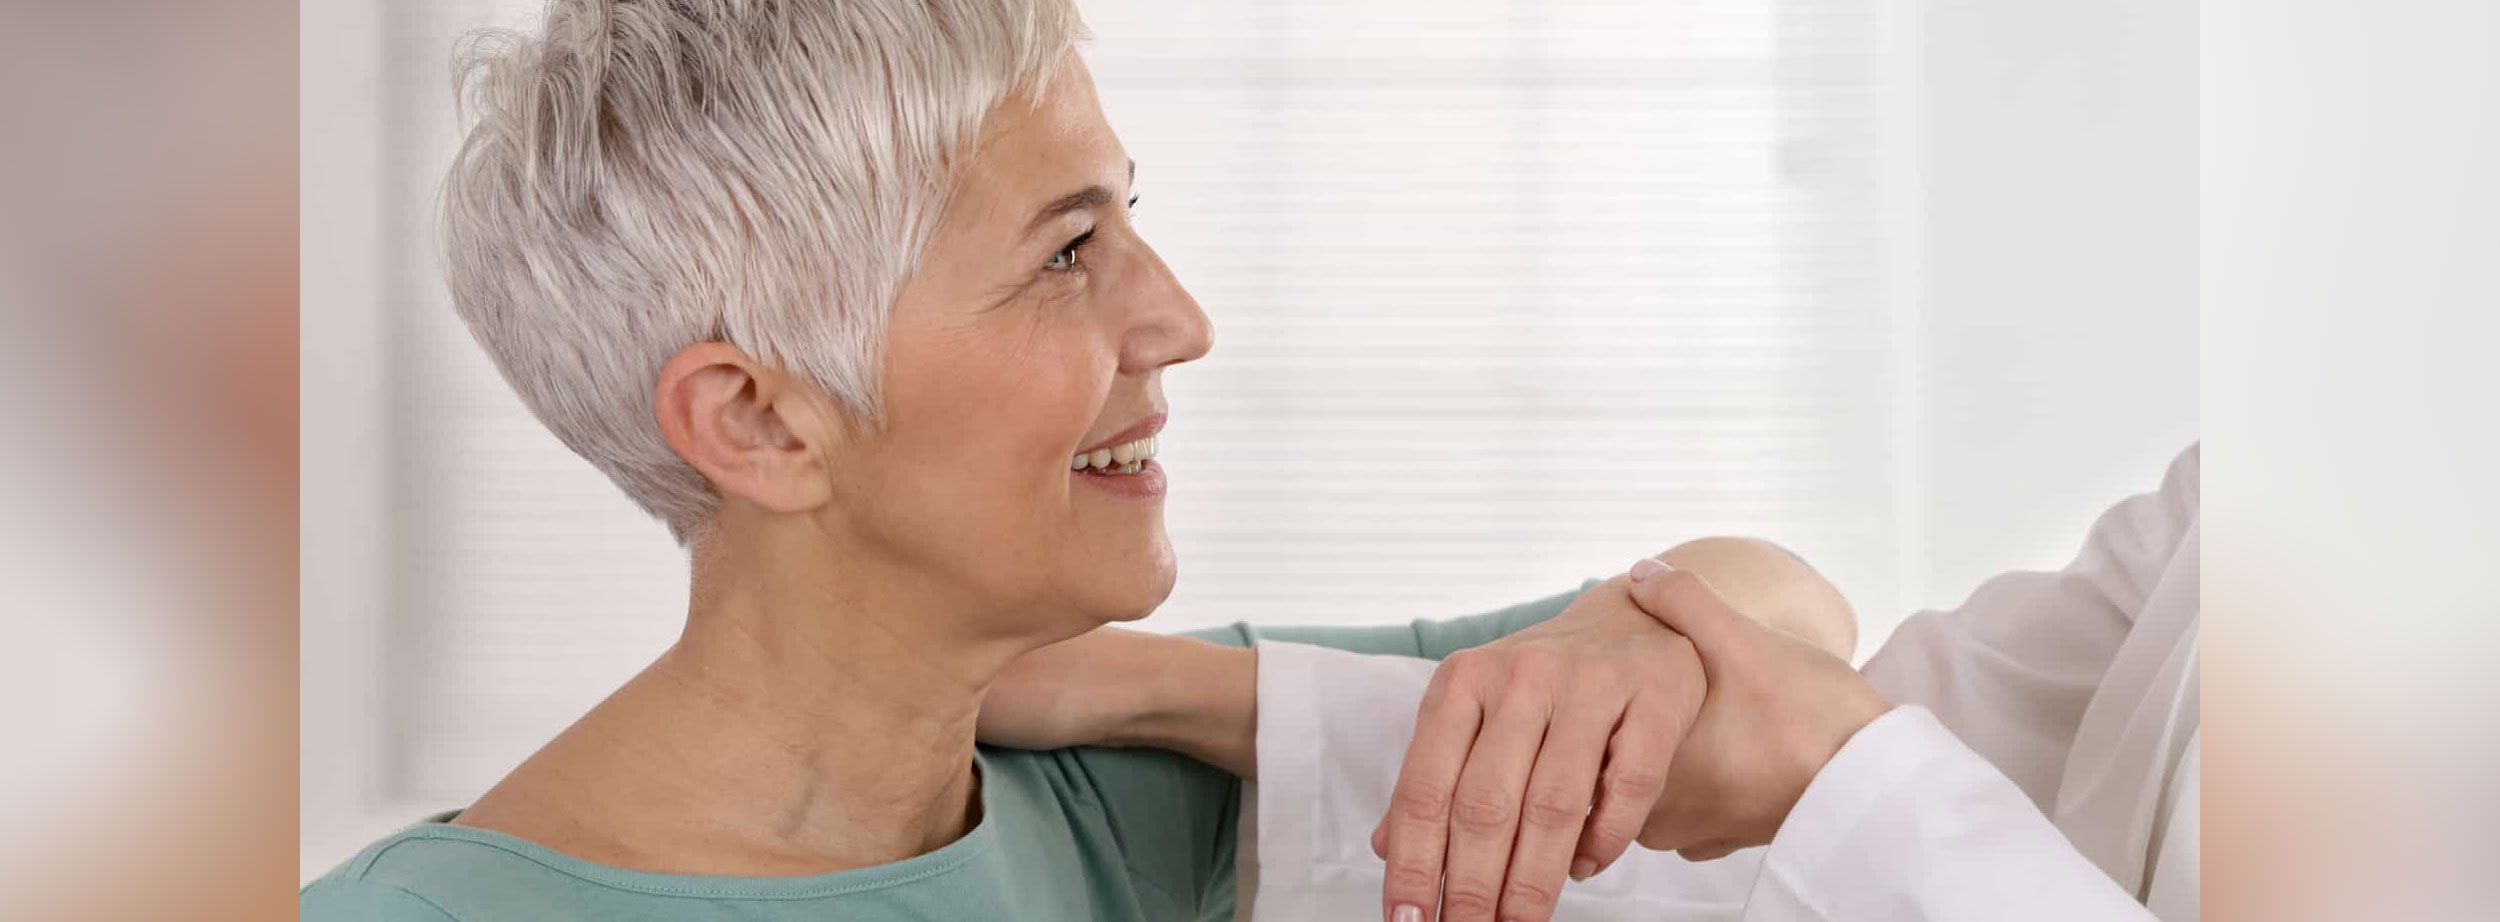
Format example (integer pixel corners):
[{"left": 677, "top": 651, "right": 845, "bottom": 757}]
[
  {"left": 1020, "top": 337, "right": 1120, "bottom": 459},
  {"left": 917, "top": 324, "right": 1096, "bottom": 466}
]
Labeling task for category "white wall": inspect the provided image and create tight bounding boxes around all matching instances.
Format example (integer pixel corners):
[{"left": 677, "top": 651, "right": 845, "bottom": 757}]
[
  {"left": 1909, "top": 0, "right": 2200, "bottom": 611},
  {"left": 296, "top": 0, "right": 2204, "bottom": 880},
  {"left": 299, "top": 0, "right": 397, "bottom": 882}
]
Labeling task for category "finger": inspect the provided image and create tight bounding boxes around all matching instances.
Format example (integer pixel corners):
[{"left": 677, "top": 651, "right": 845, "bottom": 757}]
[
  {"left": 1574, "top": 690, "right": 1681, "bottom": 877},
  {"left": 1625, "top": 559, "right": 1742, "bottom": 646},
  {"left": 1494, "top": 692, "right": 1616, "bottom": 922},
  {"left": 1438, "top": 676, "right": 1556, "bottom": 922},
  {"left": 1380, "top": 662, "right": 1487, "bottom": 922}
]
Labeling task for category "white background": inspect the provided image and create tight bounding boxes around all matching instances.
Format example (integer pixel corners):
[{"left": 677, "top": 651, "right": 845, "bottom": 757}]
[{"left": 301, "top": 0, "right": 2195, "bottom": 880}]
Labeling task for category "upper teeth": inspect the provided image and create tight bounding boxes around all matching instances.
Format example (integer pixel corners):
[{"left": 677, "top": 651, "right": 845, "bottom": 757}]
[{"left": 1072, "top": 434, "right": 1158, "bottom": 473}]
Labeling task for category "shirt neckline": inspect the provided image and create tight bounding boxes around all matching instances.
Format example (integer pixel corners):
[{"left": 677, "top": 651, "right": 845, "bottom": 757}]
[{"left": 386, "top": 754, "right": 1001, "bottom": 901}]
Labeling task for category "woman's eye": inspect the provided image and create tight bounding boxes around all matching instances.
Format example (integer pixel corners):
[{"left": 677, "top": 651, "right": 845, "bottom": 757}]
[{"left": 1046, "top": 229, "right": 1095, "bottom": 272}]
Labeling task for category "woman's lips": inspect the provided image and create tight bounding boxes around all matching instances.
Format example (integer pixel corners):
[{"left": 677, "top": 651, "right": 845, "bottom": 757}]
[
  {"left": 1070, "top": 412, "right": 1168, "bottom": 498},
  {"left": 1074, "top": 412, "right": 1166, "bottom": 455}
]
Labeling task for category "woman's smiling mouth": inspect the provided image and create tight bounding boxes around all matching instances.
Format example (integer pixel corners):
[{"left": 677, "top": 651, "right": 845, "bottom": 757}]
[
  {"left": 1070, "top": 433, "right": 1158, "bottom": 474},
  {"left": 1071, "top": 413, "right": 1168, "bottom": 497}
]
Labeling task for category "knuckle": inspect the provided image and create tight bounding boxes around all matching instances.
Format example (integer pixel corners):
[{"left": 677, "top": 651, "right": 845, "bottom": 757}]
[
  {"left": 1418, "top": 675, "right": 1460, "bottom": 709},
  {"left": 1392, "top": 779, "right": 1455, "bottom": 825},
  {"left": 1439, "top": 886, "right": 1501, "bottom": 920},
  {"left": 1521, "top": 790, "right": 1587, "bottom": 832},
  {"left": 1383, "top": 864, "right": 1441, "bottom": 897},
  {"left": 1503, "top": 877, "right": 1562, "bottom": 913},
  {"left": 1583, "top": 812, "right": 1638, "bottom": 856},
  {"left": 1603, "top": 764, "right": 1668, "bottom": 801},
  {"left": 1451, "top": 788, "right": 1518, "bottom": 833}
]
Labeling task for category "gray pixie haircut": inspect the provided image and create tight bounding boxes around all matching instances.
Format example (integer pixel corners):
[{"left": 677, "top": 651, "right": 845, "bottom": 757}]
[{"left": 443, "top": 0, "right": 1087, "bottom": 542}]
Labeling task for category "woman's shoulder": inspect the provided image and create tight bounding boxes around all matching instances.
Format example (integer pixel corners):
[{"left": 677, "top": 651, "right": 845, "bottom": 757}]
[
  {"left": 297, "top": 814, "right": 660, "bottom": 922},
  {"left": 299, "top": 816, "right": 485, "bottom": 922},
  {"left": 301, "top": 875, "right": 463, "bottom": 922}
]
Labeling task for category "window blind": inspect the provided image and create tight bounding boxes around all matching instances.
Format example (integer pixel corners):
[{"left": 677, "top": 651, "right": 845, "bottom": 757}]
[{"left": 385, "top": 0, "right": 1899, "bottom": 802}]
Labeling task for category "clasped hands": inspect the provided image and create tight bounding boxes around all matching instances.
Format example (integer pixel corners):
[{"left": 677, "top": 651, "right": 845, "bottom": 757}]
[{"left": 975, "top": 539, "right": 1893, "bottom": 922}]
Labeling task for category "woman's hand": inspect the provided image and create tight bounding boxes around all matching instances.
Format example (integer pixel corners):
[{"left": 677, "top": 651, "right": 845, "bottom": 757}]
[
  {"left": 1369, "top": 575, "right": 1707, "bottom": 922},
  {"left": 977, "top": 628, "right": 1258, "bottom": 778},
  {"left": 1619, "top": 558, "right": 1891, "bottom": 859}
]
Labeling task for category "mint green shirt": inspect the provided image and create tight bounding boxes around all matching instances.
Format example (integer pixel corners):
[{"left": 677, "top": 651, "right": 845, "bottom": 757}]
[{"left": 301, "top": 585, "right": 1589, "bottom": 921}]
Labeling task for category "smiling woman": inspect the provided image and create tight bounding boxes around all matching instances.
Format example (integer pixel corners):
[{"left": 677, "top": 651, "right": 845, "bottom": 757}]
[{"left": 297, "top": 1, "right": 1603, "bottom": 920}]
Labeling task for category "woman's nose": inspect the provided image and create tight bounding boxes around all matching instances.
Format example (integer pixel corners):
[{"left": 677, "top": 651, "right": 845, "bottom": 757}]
[{"left": 1119, "top": 243, "right": 1214, "bottom": 371}]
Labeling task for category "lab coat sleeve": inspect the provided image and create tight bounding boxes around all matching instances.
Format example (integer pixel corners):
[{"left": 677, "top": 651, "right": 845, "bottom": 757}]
[
  {"left": 1860, "top": 446, "right": 2198, "bottom": 805},
  {"left": 1745, "top": 705, "right": 2156, "bottom": 920}
]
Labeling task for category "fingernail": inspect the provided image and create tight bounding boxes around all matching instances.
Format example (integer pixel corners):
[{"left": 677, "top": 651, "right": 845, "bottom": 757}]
[
  {"left": 1630, "top": 558, "right": 1673, "bottom": 582},
  {"left": 1391, "top": 904, "right": 1422, "bottom": 922},
  {"left": 1571, "top": 856, "right": 1599, "bottom": 880}
]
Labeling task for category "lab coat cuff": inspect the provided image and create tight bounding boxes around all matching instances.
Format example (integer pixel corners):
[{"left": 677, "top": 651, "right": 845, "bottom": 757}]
[
  {"left": 1749, "top": 706, "right": 1960, "bottom": 908},
  {"left": 1252, "top": 640, "right": 1328, "bottom": 876}
]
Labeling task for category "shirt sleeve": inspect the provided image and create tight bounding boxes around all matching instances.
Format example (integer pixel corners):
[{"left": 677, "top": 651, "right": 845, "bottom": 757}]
[
  {"left": 1181, "top": 580, "right": 1599, "bottom": 658},
  {"left": 1744, "top": 706, "right": 2158, "bottom": 922},
  {"left": 1056, "top": 745, "right": 1245, "bottom": 921},
  {"left": 1860, "top": 445, "right": 2198, "bottom": 805}
]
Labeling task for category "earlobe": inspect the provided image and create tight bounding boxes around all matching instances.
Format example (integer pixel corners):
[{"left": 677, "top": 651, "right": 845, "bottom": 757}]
[{"left": 653, "top": 343, "right": 835, "bottom": 517}]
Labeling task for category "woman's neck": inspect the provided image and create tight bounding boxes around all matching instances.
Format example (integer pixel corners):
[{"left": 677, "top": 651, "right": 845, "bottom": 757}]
[{"left": 456, "top": 528, "right": 1042, "bottom": 876}]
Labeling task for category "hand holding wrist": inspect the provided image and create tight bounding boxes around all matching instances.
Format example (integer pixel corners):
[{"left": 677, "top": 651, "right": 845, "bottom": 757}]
[{"left": 1623, "top": 558, "right": 1890, "bottom": 859}]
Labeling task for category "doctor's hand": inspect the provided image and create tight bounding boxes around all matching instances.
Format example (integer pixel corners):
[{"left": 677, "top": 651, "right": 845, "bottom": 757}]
[
  {"left": 1618, "top": 557, "right": 1891, "bottom": 859},
  {"left": 1370, "top": 575, "right": 1706, "bottom": 922}
]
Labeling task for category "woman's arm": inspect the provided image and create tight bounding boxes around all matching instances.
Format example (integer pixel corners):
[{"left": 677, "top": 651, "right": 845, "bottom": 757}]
[
  {"left": 980, "top": 537, "right": 1851, "bottom": 778},
  {"left": 975, "top": 581, "right": 1600, "bottom": 778},
  {"left": 979, "top": 629, "right": 1259, "bottom": 777}
]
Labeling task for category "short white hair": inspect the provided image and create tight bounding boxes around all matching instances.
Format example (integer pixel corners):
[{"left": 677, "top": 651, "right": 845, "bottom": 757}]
[{"left": 443, "top": 0, "right": 1087, "bottom": 541}]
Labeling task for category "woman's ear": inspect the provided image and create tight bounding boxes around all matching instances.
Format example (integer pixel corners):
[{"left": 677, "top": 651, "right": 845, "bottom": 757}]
[{"left": 653, "top": 342, "right": 837, "bottom": 517}]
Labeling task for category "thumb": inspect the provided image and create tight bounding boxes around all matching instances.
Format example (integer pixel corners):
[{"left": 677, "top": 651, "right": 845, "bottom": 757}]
[{"left": 1625, "top": 558, "right": 1743, "bottom": 646}]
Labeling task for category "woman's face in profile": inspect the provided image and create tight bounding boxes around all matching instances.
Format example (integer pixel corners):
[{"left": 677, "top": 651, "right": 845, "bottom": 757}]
[{"left": 825, "top": 57, "right": 1212, "bottom": 634}]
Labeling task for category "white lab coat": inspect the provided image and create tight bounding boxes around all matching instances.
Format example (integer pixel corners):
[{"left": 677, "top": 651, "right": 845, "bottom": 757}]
[{"left": 1241, "top": 445, "right": 2200, "bottom": 921}]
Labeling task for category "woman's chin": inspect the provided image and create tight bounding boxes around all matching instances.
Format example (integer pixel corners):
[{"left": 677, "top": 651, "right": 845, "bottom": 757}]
[
  {"left": 1053, "top": 533, "right": 1178, "bottom": 625},
  {"left": 1106, "top": 572, "right": 1178, "bottom": 624},
  {"left": 1096, "top": 557, "right": 1178, "bottom": 624}
]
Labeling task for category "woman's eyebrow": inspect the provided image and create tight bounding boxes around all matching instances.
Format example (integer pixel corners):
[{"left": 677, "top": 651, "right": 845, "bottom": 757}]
[
  {"left": 1022, "top": 160, "right": 1136, "bottom": 237},
  {"left": 1024, "top": 186, "right": 1114, "bottom": 235}
]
